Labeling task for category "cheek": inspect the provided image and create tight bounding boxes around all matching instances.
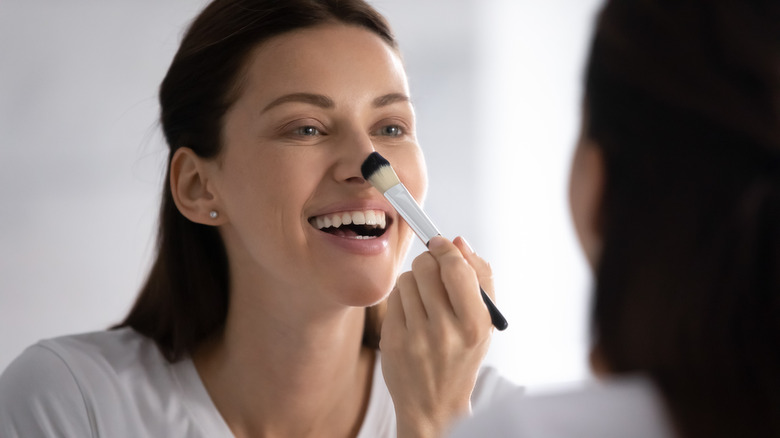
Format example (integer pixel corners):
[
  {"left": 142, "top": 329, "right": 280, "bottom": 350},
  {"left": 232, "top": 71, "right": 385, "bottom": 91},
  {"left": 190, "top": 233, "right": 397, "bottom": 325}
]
[
  {"left": 568, "top": 147, "right": 587, "bottom": 239},
  {"left": 218, "top": 148, "right": 317, "bottom": 223},
  {"left": 392, "top": 146, "right": 428, "bottom": 203},
  {"left": 568, "top": 143, "right": 603, "bottom": 267},
  {"left": 392, "top": 147, "right": 427, "bottom": 262}
]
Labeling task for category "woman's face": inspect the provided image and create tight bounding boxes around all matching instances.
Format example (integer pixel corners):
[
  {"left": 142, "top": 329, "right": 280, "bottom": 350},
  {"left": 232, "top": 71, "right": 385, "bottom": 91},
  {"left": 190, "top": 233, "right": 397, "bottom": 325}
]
[{"left": 209, "top": 24, "right": 426, "bottom": 310}]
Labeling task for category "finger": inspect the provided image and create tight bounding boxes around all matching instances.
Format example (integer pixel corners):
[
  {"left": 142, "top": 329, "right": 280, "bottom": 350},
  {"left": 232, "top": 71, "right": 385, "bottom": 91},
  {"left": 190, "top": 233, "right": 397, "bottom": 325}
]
[
  {"left": 397, "top": 271, "right": 428, "bottom": 329},
  {"left": 453, "top": 236, "right": 496, "bottom": 302},
  {"left": 383, "top": 285, "right": 406, "bottom": 331},
  {"left": 427, "top": 236, "right": 486, "bottom": 324},
  {"left": 411, "top": 250, "right": 455, "bottom": 325}
]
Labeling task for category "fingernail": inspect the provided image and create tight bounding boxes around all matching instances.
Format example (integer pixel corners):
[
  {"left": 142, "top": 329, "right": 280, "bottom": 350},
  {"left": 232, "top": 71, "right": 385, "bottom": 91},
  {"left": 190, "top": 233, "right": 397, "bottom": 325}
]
[
  {"left": 428, "top": 235, "right": 446, "bottom": 249},
  {"left": 459, "top": 236, "right": 475, "bottom": 254}
]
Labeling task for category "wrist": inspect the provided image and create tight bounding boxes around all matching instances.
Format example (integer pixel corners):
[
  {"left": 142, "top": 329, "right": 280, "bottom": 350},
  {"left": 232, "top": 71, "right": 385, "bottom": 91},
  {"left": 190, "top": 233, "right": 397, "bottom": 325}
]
[{"left": 395, "top": 401, "right": 471, "bottom": 438}]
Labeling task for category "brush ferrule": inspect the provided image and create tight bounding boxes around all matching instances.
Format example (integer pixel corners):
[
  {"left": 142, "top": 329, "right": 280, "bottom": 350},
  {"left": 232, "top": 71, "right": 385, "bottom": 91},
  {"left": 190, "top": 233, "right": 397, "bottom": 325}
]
[{"left": 384, "top": 184, "right": 440, "bottom": 243}]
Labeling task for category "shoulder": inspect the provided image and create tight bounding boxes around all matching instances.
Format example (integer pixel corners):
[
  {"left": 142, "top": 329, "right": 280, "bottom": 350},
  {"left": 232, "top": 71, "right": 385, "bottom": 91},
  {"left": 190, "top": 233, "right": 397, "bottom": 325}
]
[
  {"left": 449, "top": 376, "right": 674, "bottom": 438},
  {"left": 0, "top": 328, "right": 177, "bottom": 437},
  {"left": 36, "top": 326, "right": 159, "bottom": 363},
  {"left": 0, "top": 337, "right": 96, "bottom": 436},
  {"left": 8, "top": 328, "right": 168, "bottom": 392}
]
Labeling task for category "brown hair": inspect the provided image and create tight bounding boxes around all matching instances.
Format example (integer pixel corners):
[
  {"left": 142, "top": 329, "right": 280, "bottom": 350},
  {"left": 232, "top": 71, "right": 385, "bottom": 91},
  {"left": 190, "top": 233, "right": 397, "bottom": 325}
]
[
  {"left": 116, "top": 0, "right": 396, "bottom": 361},
  {"left": 585, "top": 0, "right": 780, "bottom": 436}
]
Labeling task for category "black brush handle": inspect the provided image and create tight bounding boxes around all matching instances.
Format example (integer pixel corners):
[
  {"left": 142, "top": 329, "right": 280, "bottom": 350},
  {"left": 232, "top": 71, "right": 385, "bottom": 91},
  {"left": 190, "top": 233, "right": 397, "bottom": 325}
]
[{"left": 480, "top": 286, "right": 508, "bottom": 331}]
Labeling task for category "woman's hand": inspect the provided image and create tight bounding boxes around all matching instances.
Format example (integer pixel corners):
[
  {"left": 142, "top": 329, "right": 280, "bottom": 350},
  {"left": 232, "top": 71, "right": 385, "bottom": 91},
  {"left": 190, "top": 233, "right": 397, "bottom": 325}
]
[{"left": 380, "top": 236, "right": 495, "bottom": 438}]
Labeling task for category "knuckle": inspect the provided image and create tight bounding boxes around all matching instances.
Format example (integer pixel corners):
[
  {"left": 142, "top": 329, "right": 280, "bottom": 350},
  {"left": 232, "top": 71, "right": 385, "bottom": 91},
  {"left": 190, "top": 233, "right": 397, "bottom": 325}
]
[
  {"left": 397, "top": 271, "right": 415, "bottom": 287},
  {"left": 461, "top": 322, "right": 488, "bottom": 347},
  {"left": 407, "top": 335, "right": 429, "bottom": 357},
  {"left": 443, "top": 254, "right": 472, "bottom": 273},
  {"left": 443, "top": 263, "right": 477, "bottom": 288},
  {"left": 411, "top": 252, "right": 438, "bottom": 274},
  {"left": 434, "top": 325, "right": 458, "bottom": 350},
  {"left": 430, "top": 320, "right": 463, "bottom": 351}
]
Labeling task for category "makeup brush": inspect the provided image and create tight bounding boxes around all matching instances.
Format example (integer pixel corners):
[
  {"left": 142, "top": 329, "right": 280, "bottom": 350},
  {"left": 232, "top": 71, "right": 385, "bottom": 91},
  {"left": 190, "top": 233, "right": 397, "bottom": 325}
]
[{"left": 361, "top": 151, "right": 508, "bottom": 331}]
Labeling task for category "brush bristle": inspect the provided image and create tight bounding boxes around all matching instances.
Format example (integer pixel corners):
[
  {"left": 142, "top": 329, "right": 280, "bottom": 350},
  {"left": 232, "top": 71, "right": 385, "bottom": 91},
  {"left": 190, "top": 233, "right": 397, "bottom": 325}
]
[{"left": 361, "top": 152, "right": 401, "bottom": 193}]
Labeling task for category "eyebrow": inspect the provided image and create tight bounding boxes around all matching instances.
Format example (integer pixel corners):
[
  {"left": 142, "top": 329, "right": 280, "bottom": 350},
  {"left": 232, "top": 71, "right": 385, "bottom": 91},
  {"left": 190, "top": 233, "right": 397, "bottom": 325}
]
[
  {"left": 373, "top": 93, "right": 411, "bottom": 108},
  {"left": 261, "top": 93, "right": 335, "bottom": 113},
  {"left": 261, "top": 92, "right": 411, "bottom": 113}
]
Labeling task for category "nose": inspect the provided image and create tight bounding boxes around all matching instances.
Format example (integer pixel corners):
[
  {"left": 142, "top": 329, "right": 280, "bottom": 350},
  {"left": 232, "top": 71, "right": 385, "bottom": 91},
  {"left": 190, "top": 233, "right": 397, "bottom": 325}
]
[{"left": 332, "top": 127, "right": 375, "bottom": 184}]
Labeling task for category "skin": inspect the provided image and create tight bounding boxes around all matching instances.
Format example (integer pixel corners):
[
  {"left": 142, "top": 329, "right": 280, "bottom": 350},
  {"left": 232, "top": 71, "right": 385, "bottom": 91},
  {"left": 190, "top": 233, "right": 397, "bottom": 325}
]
[
  {"left": 170, "top": 23, "right": 494, "bottom": 438},
  {"left": 568, "top": 127, "right": 608, "bottom": 376},
  {"left": 381, "top": 235, "right": 495, "bottom": 437},
  {"left": 568, "top": 132, "right": 604, "bottom": 270}
]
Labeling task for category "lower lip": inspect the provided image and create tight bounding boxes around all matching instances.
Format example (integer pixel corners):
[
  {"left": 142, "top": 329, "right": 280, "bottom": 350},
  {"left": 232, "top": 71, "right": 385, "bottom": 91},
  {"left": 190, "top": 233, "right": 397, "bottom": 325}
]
[{"left": 313, "top": 227, "right": 391, "bottom": 255}]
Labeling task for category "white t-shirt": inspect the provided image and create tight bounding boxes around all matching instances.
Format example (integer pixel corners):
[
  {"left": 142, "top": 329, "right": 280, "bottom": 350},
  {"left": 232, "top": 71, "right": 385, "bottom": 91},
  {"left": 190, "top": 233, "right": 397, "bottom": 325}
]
[
  {"left": 448, "top": 376, "right": 674, "bottom": 438},
  {"left": 0, "top": 327, "right": 518, "bottom": 437}
]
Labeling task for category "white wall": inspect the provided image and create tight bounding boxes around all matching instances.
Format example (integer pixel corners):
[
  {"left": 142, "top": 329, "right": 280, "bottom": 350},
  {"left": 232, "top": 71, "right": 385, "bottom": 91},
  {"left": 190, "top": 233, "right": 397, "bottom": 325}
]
[
  {"left": 475, "top": 0, "right": 603, "bottom": 389},
  {"left": 0, "top": 0, "right": 209, "bottom": 369},
  {"left": 0, "top": 0, "right": 602, "bottom": 391}
]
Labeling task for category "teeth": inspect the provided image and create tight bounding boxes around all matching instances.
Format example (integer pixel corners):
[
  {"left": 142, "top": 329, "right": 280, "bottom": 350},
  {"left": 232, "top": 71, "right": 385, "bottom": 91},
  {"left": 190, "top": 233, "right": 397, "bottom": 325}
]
[
  {"left": 310, "top": 210, "right": 387, "bottom": 230},
  {"left": 365, "top": 211, "right": 376, "bottom": 225}
]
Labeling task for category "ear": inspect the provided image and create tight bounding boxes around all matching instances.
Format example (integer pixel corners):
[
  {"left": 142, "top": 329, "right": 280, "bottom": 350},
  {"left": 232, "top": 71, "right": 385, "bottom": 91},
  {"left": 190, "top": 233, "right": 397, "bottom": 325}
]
[
  {"left": 589, "top": 342, "right": 611, "bottom": 378},
  {"left": 170, "top": 147, "right": 225, "bottom": 226},
  {"left": 568, "top": 137, "right": 605, "bottom": 268}
]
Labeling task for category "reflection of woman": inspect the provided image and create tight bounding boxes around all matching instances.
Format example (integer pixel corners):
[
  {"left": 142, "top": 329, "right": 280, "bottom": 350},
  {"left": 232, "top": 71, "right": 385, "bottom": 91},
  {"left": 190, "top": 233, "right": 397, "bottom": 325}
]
[
  {"left": 452, "top": 0, "right": 780, "bottom": 437},
  {"left": 0, "top": 1, "right": 516, "bottom": 436}
]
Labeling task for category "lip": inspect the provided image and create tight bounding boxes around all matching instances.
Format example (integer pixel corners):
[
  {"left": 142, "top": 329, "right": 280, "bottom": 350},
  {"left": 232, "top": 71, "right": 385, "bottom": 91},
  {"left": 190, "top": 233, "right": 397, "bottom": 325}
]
[{"left": 306, "top": 199, "right": 395, "bottom": 256}]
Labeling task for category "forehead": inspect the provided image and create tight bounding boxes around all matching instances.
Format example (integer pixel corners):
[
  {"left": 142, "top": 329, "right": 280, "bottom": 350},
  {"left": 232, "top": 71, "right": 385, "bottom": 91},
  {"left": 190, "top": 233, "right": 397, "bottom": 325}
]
[{"left": 237, "top": 24, "right": 409, "bottom": 101}]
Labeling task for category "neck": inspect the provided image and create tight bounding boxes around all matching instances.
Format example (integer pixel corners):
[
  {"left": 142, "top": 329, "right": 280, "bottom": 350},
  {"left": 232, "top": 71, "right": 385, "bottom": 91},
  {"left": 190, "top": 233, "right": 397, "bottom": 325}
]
[{"left": 193, "top": 285, "right": 375, "bottom": 438}]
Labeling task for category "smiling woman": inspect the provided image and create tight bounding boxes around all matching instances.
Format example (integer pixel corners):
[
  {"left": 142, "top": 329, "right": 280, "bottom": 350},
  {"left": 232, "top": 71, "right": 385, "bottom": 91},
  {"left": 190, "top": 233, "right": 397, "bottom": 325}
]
[{"left": 0, "top": 1, "right": 517, "bottom": 437}]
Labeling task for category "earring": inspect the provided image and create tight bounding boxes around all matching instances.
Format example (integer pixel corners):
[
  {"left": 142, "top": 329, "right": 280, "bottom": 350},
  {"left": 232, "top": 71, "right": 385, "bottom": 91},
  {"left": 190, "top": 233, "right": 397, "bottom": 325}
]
[{"left": 209, "top": 210, "right": 218, "bottom": 219}]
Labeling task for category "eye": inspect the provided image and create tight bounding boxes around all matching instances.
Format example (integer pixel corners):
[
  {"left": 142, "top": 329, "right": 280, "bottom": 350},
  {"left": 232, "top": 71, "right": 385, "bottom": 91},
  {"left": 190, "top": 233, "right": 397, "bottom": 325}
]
[
  {"left": 295, "top": 126, "right": 321, "bottom": 136},
  {"left": 377, "top": 125, "right": 404, "bottom": 137}
]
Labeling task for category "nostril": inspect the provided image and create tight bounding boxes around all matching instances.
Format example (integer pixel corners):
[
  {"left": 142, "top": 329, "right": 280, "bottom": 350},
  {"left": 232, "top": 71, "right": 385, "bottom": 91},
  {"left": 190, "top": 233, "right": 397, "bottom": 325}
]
[{"left": 345, "top": 176, "right": 367, "bottom": 184}]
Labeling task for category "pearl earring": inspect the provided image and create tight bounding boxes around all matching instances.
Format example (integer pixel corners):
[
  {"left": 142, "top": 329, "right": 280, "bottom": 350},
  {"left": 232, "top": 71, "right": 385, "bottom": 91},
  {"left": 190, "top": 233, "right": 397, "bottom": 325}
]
[{"left": 209, "top": 210, "right": 218, "bottom": 219}]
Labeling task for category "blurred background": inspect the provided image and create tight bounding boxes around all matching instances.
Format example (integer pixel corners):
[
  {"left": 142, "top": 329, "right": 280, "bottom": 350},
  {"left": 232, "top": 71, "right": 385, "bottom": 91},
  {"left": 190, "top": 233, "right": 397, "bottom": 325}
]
[{"left": 0, "top": 0, "right": 602, "bottom": 391}]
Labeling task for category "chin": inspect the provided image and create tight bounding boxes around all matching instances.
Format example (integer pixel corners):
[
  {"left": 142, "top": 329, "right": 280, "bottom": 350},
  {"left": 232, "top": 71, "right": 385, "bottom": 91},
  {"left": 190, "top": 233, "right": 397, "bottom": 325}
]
[
  {"left": 336, "top": 277, "right": 394, "bottom": 308},
  {"left": 344, "top": 288, "right": 392, "bottom": 308}
]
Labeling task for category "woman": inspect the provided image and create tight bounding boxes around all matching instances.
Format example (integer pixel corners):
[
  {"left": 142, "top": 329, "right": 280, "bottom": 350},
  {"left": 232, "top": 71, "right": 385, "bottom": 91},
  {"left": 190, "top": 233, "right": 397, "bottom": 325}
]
[
  {"left": 451, "top": 0, "right": 779, "bottom": 437},
  {"left": 0, "top": 1, "right": 516, "bottom": 437}
]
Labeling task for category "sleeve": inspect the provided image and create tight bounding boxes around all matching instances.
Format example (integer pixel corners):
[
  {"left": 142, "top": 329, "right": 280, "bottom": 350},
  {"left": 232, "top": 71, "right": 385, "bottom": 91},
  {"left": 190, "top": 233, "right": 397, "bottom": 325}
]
[
  {"left": 0, "top": 345, "right": 94, "bottom": 438},
  {"left": 449, "top": 367, "right": 526, "bottom": 438},
  {"left": 448, "top": 408, "right": 521, "bottom": 438},
  {"left": 450, "top": 387, "right": 529, "bottom": 438},
  {"left": 470, "top": 365, "right": 523, "bottom": 412}
]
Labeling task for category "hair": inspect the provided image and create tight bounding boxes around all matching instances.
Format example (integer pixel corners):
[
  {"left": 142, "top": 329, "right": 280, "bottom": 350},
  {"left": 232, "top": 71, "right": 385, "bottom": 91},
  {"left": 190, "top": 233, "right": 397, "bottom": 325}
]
[
  {"left": 115, "top": 0, "right": 396, "bottom": 361},
  {"left": 584, "top": 0, "right": 780, "bottom": 437}
]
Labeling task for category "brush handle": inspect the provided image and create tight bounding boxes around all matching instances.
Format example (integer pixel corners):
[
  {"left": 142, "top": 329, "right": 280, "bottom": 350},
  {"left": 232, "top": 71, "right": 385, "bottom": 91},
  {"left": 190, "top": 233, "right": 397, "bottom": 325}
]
[
  {"left": 382, "top": 184, "right": 508, "bottom": 331},
  {"left": 384, "top": 184, "right": 440, "bottom": 241},
  {"left": 480, "top": 287, "right": 508, "bottom": 331}
]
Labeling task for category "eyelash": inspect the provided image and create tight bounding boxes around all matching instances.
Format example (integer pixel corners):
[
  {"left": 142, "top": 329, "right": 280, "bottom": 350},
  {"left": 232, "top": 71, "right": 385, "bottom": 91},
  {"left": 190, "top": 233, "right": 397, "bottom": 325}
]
[
  {"left": 283, "top": 121, "right": 409, "bottom": 139},
  {"left": 294, "top": 125, "right": 322, "bottom": 136},
  {"left": 375, "top": 124, "right": 405, "bottom": 137}
]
